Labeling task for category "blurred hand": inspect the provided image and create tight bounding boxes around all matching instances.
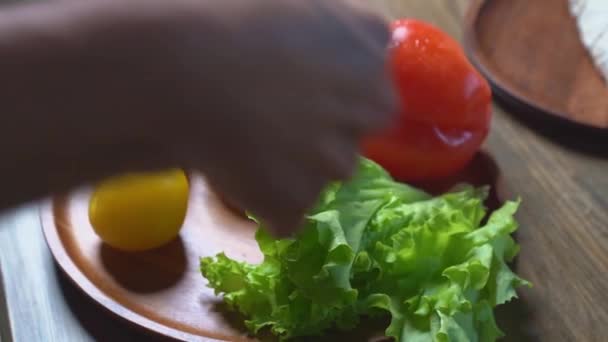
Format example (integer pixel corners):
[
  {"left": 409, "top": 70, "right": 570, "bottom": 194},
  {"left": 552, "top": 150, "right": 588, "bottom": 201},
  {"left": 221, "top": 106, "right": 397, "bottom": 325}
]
[{"left": 83, "top": 0, "right": 398, "bottom": 236}]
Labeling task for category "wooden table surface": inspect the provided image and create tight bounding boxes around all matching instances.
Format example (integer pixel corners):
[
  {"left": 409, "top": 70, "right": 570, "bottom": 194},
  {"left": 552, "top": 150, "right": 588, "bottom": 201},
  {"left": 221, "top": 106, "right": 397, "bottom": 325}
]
[{"left": 1, "top": 1, "right": 607, "bottom": 341}]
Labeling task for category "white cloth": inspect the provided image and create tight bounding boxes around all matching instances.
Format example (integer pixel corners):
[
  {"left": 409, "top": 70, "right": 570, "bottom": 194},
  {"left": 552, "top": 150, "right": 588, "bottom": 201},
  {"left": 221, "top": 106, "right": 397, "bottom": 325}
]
[{"left": 569, "top": 0, "right": 608, "bottom": 83}]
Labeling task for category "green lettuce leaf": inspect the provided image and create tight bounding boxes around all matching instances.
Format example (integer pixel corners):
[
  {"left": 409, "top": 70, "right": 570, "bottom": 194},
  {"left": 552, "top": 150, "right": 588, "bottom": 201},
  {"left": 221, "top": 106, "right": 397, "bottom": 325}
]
[{"left": 200, "top": 158, "right": 530, "bottom": 341}]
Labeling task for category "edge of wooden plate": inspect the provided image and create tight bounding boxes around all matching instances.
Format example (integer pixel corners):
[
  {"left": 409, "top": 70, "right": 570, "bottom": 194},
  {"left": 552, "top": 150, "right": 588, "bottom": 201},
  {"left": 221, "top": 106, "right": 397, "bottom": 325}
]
[
  {"left": 39, "top": 197, "right": 225, "bottom": 342},
  {"left": 462, "top": 0, "right": 608, "bottom": 133}
]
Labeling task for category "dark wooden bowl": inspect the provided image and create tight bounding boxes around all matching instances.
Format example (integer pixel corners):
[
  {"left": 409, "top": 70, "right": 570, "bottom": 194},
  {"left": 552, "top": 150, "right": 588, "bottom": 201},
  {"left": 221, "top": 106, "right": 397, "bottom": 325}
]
[{"left": 463, "top": 0, "right": 608, "bottom": 132}]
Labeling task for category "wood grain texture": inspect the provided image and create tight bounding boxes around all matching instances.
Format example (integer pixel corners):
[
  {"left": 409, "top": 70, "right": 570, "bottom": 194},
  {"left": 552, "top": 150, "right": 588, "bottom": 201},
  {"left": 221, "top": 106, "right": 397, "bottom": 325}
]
[
  {"left": 0, "top": 1, "right": 606, "bottom": 342},
  {"left": 42, "top": 178, "right": 262, "bottom": 342},
  {"left": 464, "top": 0, "right": 608, "bottom": 130}
]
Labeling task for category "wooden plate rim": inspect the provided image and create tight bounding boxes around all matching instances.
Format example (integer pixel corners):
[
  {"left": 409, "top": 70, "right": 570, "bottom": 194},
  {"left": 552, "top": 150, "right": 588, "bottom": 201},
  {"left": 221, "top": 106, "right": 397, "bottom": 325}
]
[
  {"left": 39, "top": 197, "right": 225, "bottom": 342},
  {"left": 462, "top": 0, "right": 608, "bottom": 132}
]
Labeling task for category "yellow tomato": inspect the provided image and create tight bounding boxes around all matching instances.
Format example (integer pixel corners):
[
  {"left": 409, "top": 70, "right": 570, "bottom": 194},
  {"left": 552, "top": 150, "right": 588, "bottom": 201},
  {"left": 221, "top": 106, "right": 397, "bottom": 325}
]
[{"left": 88, "top": 169, "right": 189, "bottom": 252}]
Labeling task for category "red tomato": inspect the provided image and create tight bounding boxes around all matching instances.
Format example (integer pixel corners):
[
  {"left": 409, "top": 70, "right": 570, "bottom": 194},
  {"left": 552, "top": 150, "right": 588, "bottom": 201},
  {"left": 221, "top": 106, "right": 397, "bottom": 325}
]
[{"left": 363, "top": 19, "right": 492, "bottom": 181}]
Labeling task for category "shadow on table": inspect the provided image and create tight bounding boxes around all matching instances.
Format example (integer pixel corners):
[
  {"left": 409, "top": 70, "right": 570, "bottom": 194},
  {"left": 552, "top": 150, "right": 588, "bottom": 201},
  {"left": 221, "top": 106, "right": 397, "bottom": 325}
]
[
  {"left": 494, "top": 245, "right": 541, "bottom": 342},
  {"left": 410, "top": 150, "right": 506, "bottom": 212},
  {"left": 99, "top": 237, "right": 188, "bottom": 294},
  {"left": 494, "top": 293, "right": 542, "bottom": 342},
  {"left": 55, "top": 265, "right": 170, "bottom": 341}
]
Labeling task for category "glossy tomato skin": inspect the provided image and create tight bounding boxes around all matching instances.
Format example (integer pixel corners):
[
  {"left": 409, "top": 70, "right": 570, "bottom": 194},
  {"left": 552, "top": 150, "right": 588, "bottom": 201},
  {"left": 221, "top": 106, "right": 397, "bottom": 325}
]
[
  {"left": 363, "top": 19, "right": 492, "bottom": 181},
  {"left": 389, "top": 19, "right": 492, "bottom": 130}
]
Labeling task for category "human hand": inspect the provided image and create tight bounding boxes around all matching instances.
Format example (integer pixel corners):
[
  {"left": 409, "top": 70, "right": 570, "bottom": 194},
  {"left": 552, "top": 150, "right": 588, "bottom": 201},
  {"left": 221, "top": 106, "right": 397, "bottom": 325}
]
[
  {"left": 192, "top": 0, "right": 397, "bottom": 235},
  {"left": 77, "top": 0, "right": 397, "bottom": 236}
]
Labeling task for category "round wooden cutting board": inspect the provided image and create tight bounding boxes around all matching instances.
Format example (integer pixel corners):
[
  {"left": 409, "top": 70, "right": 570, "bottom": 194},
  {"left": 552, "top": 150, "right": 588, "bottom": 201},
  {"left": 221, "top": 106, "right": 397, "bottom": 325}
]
[
  {"left": 41, "top": 175, "right": 264, "bottom": 342},
  {"left": 41, "top": 175, "right": 400, "bottom": 342},
  {"left": 464, "top": 0, "right": 608, "bottom": 131},
  {"left": 41, "top": 154, "right": 502, "bottom": 342}
]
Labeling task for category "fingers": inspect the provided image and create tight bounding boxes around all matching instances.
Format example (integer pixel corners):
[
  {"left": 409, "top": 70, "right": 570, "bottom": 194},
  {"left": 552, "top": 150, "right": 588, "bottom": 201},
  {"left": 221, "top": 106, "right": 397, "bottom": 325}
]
[
  {"left": 241, "top": 178, "right": 325, "bottom": 238},
  {"left": 364, "top": 79, "right": 400, "bottom": 133},
  {"left": 261, "top": 176, "right": 325, "bottom": 237},
  {"left": 340, "top": 97, "right": 399, "bottom": 135},
  {"left": 208, "top": 133, "right": 361, "bottom": 238},
  {"left": 206, "top": 154, "right": 330, "bottom": 238},
  {"left": 249, "top": 137, "right": 361, "bottom": 237},
  {"left": 318, "top": 0, "right": 391, "bottom": 56},
  {"left": 314, "top": 134, "right": 359, "bottom": 181},
  {"left": 312, "top": 59, "right": 397, "bottom": 137},
  {"left": 189, "top": 0, "right": 400, "bottom": 239},
  {"left": 343, "top": 3, "right": 398, "bottom": 122}
]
